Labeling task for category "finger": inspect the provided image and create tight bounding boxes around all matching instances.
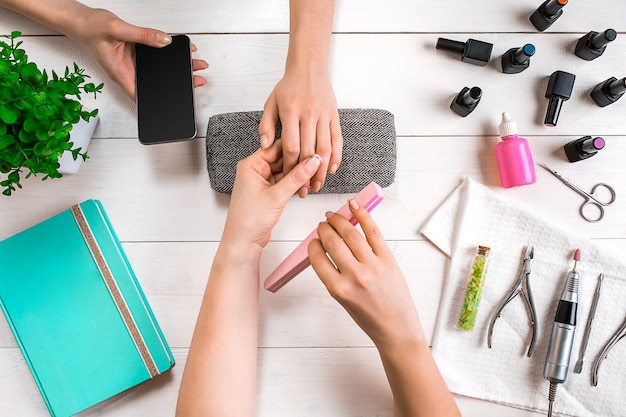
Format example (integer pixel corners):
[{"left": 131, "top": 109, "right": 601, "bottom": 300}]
[
  {"left": 191, "top": 43, "right": 198, "bottom": 52},
  {"left": 193, "top": 75, "right": 207, "bottom": 88},
  {"left": 325, "top": 209, "right": 374, "bottom": 262},
  {"left": 271, "top": 154, "right": 321, "bottom": 205},
  {"left": 308, "top": 237, "right": 342, "bottom": 289},
  {"left": 117, "top": 73, "right": 136, "bottom": 100},
  {"left": 299, "top": 117, "right": 317, "bottom": 160},
  {"left": 311, "top": 119, "right": 332, "bottom": 192},
  {"left": 192, "top": 59, "right": 209, "bottom": 71},
  {"left": 279, "top": 116, "right": 301, "bottom": 175},
  {"left": 259, "top": 99, "right": 279, "bottom": 150},
  {"left": 328, "top": 114, "right": 343, "bottom": 174},
  {"left": 115, "top": 23, "right": 172, "bottom": 48},
  {"left": 316, "top": 218, "right": 360, "bottom": 273},
  {"left": 348, "top": 199, "right": 389, "bottom": 256},
  {"left": 298, "top": 117, "right": 317, "bottom": 194},
  {"left": 270, "top": 157, "right": 284, "bottom": 174},
  {"left": 258, "top": 139, "right": 283, "bottom": 164}
]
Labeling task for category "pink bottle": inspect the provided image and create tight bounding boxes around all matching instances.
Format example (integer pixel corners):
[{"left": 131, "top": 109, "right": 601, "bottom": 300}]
[{"left": 496, "top": 112, "right": 536, "bottom": 188}]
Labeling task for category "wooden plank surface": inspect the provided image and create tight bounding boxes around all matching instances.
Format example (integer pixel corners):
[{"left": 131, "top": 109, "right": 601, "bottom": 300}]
[{"left": 1, "top": 1, "right": 625, "bottom": 416}]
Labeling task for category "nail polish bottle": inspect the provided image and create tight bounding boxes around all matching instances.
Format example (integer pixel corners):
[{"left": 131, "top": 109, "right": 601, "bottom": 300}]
[
  {"left": 495, "top": 112, "right": 536, "bottom": 188},
  {"left": 501, "top": 44, "right": 535, "bottom": 74},
  {"left": 590, "top": 76, "right": 626, "bottom": 107},
  {"left": 564, "top": 136, "right": 605, "bottom": 162},
  {"left": 544, "top": 70, "right": 576, "bottom": 127},
  {"left": 530, "top": 0, "right": 568, "bottom": 32},
  {"left": 450, "top": 86, "right": 482, "bottom": 117},
  {"left": 575, "top": 29, "right": 617, "bottom": 61},
  {"left": 436, "top": 37, "right": 493, "bottom": 66}
]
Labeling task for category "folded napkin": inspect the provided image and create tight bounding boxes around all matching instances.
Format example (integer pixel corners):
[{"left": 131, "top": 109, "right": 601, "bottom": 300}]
[{"left": 421, "top": 177, "right": 626, "bottom": 417}]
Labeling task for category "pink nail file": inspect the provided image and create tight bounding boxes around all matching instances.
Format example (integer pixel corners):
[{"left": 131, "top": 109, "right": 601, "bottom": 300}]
[{"left": 263, "top": 182, "right": 384, "bottom": 293}]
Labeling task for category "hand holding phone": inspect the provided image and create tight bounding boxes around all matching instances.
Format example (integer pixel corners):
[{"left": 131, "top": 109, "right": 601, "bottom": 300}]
[{"left": 135, "top": 34, "right": 196, "bottom": 144}]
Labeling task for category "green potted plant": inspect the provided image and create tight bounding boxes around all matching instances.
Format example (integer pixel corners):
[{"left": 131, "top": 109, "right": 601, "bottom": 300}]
[{"left": 0, "top": 31, "right": 103, "bottom": 196}]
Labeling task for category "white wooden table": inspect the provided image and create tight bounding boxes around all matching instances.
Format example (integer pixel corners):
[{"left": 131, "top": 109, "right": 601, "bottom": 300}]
[{"left": 1, "top": 1, "right": 625, "bottom": 416}]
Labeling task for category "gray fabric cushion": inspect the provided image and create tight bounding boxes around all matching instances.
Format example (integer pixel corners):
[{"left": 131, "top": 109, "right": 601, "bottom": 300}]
[{"left": 206, "top": 108, "right": 396, "bottom": 194}]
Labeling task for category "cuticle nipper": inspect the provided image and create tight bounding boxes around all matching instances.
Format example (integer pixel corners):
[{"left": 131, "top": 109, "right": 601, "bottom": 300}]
[
  {"left": 487, "top": 245, "right": 538, "bottom": 357},
  {"left": 591, "top": 313, "right": 626, "bottom": 386}
]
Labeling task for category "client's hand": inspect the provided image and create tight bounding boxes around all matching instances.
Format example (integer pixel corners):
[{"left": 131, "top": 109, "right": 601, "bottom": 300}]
[
  {"left": 67, "top": 7, "right": 208, "bottom": 99},
  {"left": 222, "top": 140, "right": 322, "bottom": 250},
  {"left": 259, "top": 70, "right": 342, "bottom": 197}
]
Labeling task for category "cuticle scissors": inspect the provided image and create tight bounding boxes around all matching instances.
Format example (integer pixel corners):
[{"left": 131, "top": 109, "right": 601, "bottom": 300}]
[
  {"left": 487, "top": 245, "right": 538, "bottom": 357},
  {"left": 590, "top": 313, "right": 626, "bottom": 387},
  {"left": 540, "top": 163, "right": 616, "bottom": 223}
]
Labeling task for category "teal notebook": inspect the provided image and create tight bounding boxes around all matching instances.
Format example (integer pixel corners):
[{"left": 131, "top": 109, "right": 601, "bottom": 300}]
[{"left": 0, "top": 200, "right": 174, "bottom": 417}]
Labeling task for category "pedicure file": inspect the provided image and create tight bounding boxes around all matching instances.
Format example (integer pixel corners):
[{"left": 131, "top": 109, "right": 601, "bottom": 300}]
[{"left": 264, "top": 182, "right": 384, "bottom": 293}]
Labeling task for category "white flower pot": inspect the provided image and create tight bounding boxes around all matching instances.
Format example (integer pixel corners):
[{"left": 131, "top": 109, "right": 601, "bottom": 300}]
[{"left": 57, "top": 113, "right": 100, "bottom": 175}]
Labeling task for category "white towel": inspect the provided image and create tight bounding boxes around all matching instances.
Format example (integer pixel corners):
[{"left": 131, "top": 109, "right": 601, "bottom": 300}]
[{"left": 420, "top": 177, "right": 626, "bottom": 417}]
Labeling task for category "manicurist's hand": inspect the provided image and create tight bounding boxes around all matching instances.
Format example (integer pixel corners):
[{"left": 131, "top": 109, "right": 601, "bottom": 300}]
[
  {"left": 308, "top": 200, "right": 423, "bottom": 348},
  {"left": 176, "top": 142, "right": 321, "bottom": 417},
  {"left": 222, "top": 140, "right": 322, "bottom": 250},
  {"left": 308, "top": 202, "right": 461, "bottom": 417}
]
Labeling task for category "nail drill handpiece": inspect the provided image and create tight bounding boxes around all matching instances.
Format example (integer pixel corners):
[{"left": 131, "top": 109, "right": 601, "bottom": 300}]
[{"left": 544, "top": 249, "right": 580, "bottom": 416}]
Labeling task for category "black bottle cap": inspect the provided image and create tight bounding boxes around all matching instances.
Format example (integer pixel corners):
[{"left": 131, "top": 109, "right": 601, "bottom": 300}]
[
  {"left": 591, "top": 77, "right": 626, "bottom": 107},
  {"left": 543, "top": 0, "right": 568, "bottom": 17},
  {"left": 606, "top": 77, "right": 626, "bottom": 97},
  {"left": 450, "top": 86, "right": 482, "bottom": 117},
  {"left": 564, "top": 136, "right": 605, "bottom": 162},
  {"left": 590, "top": 29, "right": 617, "bottom": 49},
  {"left": 544, "top": 71, "right": 576, "bottom": 127},
  {"left": 530, "top": 0, "right": 567, "bottom": 31},
  {"left": 501, "top": 44, "right": 535, "bottom": 74},
  {"left": 514, "top": 44, "right": 536, "bottom": 64},
  {"left": 575, "top": 29, "right": 617, "bottom": 61},
  {"left": 436, "top": 37, "right": 492, "bottom": 66},
  {"left": 546, "top": 70, "right": 576, "bottom": 100}
]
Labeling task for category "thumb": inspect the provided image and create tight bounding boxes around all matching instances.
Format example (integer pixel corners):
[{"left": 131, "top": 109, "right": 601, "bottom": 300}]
[
  {"left": 273, "top": 155, "right": 321, "bottom": 201},
  {"left": 116, "top": 22, "right": 172, "bottom": 47}
]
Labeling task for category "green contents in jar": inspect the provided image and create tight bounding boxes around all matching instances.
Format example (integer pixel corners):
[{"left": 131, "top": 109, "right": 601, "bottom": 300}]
[{"left": 457, "top": 245, "right": 490, "bottom": 331}]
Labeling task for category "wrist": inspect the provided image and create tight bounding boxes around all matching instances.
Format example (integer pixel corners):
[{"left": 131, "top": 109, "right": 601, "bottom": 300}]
[
  {"left": 285, "top": 48, "right": 330, "bottom": 76},
  {"left": 9, "top": 0, "right": 94, "bottom": 39},
  {"left": 375, "top": 327, "right": 428, "bottom": 360},
  {"left": 377, "top": 335, "right": 431, "bottom": 378}
]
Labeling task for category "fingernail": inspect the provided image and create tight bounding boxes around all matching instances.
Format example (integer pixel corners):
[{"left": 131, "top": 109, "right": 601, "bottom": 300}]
[
  {"left": 304, "top": 154, "right": 322, "bottom": 173},
  {"left": 312, "top": 181, "right": 322, "bottom": 192},
  {"left": 260, "top": 135, "right": 269, "bottom": 149},
  {"left": 158, "top": 33, "right": 172, "bottom": 45},
  {"left": 349, "top": 199, "right": 359, "bottom": 210},
  {"left": 324, "top": 211, "right": 335, "bottom": 218},
  {"left": 298, "top": 186, "right": 308, "bottom": 198},
  {"left": 329, "top": 163, "right": 339, "bottom": 174}
]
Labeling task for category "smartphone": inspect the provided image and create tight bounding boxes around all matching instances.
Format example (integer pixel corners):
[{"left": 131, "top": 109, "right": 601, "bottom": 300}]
[{"left": 135, "top": 34, "right": 196, "bottom": 144}]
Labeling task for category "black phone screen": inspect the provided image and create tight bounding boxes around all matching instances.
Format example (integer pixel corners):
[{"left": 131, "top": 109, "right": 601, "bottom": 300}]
[{"left": 135, "top": 34, "right": 196, "bottom": 144}]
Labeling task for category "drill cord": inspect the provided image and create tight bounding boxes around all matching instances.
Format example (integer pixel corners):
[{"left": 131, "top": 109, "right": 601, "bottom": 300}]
[{"left": 548, "top": 382, "right": 558, "bottom": 417}]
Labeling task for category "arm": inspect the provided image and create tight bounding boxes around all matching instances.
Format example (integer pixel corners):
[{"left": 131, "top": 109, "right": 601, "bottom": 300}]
[
  {"left": 308, "top": 203, "right": 461, "bottom": 417},
  {"left": 259, "top": 0, "right": 343, "bottom": 197},
  {"left": 175, "top": 142, "right": 321, "bottom": 417},
  {"left": 0, "top": 0, "right": 208, "bottom": 99}
]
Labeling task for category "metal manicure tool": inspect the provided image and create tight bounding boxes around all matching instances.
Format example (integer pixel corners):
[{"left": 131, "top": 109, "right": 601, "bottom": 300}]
[
  {"left": 487, "top": 245, "right": 538, "bottom": 357},
  {"left": 590, "top": 311, "right": 626, "bottom": 386},
  {"left": 574, "top": 273, "right": 604, "bottom": 373},
  {"left": 540, "top": 163, "right": 616, "bottom": 223}
]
